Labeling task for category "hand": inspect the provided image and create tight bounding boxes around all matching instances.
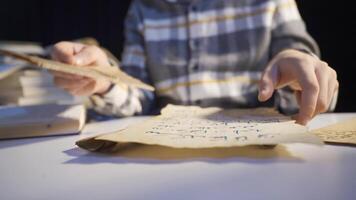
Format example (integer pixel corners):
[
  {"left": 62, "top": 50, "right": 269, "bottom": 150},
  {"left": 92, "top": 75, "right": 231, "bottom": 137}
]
[
  {"left": 50, "top": 41, "right": 112, "bottom": 96},
  {"left": 258, "top": 49, "right": 339, "bottom": 125}
]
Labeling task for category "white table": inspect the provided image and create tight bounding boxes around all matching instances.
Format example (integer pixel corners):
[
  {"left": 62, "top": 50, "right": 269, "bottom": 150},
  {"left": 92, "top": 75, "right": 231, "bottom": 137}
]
[{"left": 1, "top": 113, "right": 356, "bottom": 200}]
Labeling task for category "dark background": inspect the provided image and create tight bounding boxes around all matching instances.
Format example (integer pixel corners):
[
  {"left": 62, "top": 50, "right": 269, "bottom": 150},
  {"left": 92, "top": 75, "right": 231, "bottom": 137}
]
[{"left": 0, "top": 0, "right": 355, "bottom": 112}]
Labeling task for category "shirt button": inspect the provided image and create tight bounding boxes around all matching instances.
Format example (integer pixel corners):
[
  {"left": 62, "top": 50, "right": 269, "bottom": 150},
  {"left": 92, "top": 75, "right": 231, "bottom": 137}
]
[
  {"left": 189, "top": 40, "right": 199, "bottom": 50},
  {"left": 189, "top": 40, "right": 195, "bottom": 49},
  {"left": 192, "top": 64, "right": 199, "bottom": 71},
  {"left": 195, "top": 100, "right": 202, "bottom": 105}
]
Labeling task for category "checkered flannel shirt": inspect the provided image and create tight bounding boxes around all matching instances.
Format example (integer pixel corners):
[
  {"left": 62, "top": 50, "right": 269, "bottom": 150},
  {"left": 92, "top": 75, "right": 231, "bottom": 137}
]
[{"left": 89, "top": 0, "right": 322, "bottom": 117}]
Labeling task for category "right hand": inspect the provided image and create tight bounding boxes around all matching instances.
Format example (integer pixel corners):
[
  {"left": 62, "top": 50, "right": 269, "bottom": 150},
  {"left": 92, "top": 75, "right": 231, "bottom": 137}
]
[{"left": 50, "top": 41, "right": 112, "bottom": 96}]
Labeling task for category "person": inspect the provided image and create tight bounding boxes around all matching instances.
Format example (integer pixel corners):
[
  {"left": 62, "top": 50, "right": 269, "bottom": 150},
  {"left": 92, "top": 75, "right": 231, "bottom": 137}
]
[{"left": 50, "top": 0, "right": 338, "bottom": 125}]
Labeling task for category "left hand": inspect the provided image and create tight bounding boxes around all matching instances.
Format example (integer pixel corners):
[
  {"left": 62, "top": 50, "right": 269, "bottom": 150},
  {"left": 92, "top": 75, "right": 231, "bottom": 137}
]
[
  {"left": 258, "top": 49, "right": 339, "bottom": 125},
  {"left": 50, "top": 41, "right": 112, "bottom": 96}
]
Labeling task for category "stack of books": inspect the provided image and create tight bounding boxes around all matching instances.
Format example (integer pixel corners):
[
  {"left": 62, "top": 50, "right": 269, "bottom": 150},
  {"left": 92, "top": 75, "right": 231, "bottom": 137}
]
[
  {"left": 0, "top": 41, "right": 87, "bottom": 139},
  {"left": 0, "top": 103, "right": 86, "bottom": 139},
  {"left": 0, "top": 41, "right": 85, "bottom": 106}
]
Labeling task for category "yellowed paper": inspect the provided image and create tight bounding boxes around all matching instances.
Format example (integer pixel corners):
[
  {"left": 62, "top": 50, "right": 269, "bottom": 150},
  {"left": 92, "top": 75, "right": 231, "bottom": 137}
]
[
  {"left": 77, "top": 105, "right": 322, "bottom": 150},
  {"left": 311, "top": 118, "right": 356, "bottom": 145},
  {"left": 0, "top": 49, "right": 154, "bottom": 91}
]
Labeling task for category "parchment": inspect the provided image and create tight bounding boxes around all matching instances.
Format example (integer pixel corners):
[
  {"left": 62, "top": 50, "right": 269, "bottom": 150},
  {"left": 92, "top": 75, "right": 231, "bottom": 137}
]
[
  {"left": 77, "top": 105, "right": 322, "bottom": 151},
  {"left": 0, "top": 49, "right": 154, "bottom": 91},
  {"left": 311, "top": 118, "right": 356, "bottom": 145}
]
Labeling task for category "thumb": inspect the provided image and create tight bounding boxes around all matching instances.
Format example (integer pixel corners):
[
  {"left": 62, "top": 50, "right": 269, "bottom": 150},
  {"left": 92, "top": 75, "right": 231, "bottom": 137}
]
[
  {"left": 258, "top": 64, "right": 278, "bottom": 102},
  {"left": 72, "top": 46, "right": 99, "bottom": 66}
]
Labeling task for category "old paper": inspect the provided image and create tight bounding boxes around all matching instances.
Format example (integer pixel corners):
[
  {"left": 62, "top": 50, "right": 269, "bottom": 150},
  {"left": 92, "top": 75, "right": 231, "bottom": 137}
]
[
  {"left": 0, "top": 49, "right": 154, "bottom": 91},
  {"left": 311, "top": 118, "right": 356, "bottom": 145},
  {"left": 77, "top": 105, "right": 322, "bottom": 151}
]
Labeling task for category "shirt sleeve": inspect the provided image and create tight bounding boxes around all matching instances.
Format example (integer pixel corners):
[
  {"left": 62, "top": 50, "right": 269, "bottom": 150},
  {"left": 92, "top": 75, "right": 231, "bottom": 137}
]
[
  {"left": 270, "top": 0, "right": 337, "bottom": 114},
  {"left": 89, "top": 1, "right": 156, "bottom": 117},
  {"left": 270, "top": 0, "right": 320, "bottom": 58}
]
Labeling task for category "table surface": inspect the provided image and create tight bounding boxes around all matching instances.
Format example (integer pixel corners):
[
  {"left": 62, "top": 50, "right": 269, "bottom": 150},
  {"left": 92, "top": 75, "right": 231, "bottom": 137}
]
[{"left": 1, "top": 113, "right": 356, "bottom": 200}]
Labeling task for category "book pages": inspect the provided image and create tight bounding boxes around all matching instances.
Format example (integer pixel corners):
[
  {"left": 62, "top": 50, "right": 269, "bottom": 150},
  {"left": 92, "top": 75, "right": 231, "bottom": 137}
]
[
  {"left": 0, "top": 49, "right": 154, "bottom": 91},
  {"left": 0, "top": 64, "right": 25, "bottom": 80},
  {"left": 0, "top": 104, "right": 86, "bottom": 139},
  {"left": 77, "top": 105, "right": 322, "bottom": 151}
]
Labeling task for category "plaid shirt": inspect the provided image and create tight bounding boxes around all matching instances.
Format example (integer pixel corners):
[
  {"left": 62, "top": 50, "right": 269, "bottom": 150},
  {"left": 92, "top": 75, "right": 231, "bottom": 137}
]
[{"left": 89, "top": 0, "right": 320, "bottom": 117}]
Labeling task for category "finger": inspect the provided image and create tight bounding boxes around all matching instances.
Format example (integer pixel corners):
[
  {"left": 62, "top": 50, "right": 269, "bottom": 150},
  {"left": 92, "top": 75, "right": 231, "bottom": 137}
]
[
  {"left": 72, "top": 45, "right": 104, "bottom": 66},
  {"left": 55, "top": 79, "right": 90, "bottom": 91},
  {"left": 54, "top": 77, "right": 91, "bottom": 90},
  {"left": 92, "top": 79, "right": 112, "bottom": 94},
  {"left": 51, "top": 70, "right": 86, "bottom": 80},
  {"left": 314, "top": 65, "right": 329, "bottom": 115},
  {"left": 62, "top": 80, "right": 93, "bottom": 96},
  {"left": 327, "top": 68, "right": 338, "bottom": 106},
  {"left": 72, "top": 80, "right": 96, "bottom": 96},
  {"left": 258, "top": 64, "right": 279, "bottom": 102},
  {"left": 51, "top": 42, "right": 85, "bottom": 64},
  {"left": 327, "top": 77, "right": 339, "bottom": 110},
  {"left": 296, "top": 68, "right": 319, "bottom": 125},
  {"left": 295, "top": 90, "right": 302, "bottom": 106}
]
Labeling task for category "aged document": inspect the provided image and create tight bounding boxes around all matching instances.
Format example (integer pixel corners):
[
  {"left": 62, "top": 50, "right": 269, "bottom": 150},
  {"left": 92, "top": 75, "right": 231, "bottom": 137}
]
[
  {"left": 311, "top": 118, "right": 356, "bottom": 145},
  {"left": 77, "top": 105, "right": 322, "bottom": 150},
  {"left": 0, "top": 49, "right": 154, "bottom": 91}
]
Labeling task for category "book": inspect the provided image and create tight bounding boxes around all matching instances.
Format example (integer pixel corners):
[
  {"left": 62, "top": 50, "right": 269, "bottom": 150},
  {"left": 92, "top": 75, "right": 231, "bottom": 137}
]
[
  {"left": 0, "top": 41, "right": 45, "bottom": 55},
  {"left": 0, "top": 104, "right": 86, "bottom": 139},
  {"left": 17, "top": 93, "right": 83, "bottom": 106},
  {"left": 0, "top": 64, "right": 25, "bottom": 80},
  {"left": 0, "top": 68, "right": 83, "bottom": 106}
]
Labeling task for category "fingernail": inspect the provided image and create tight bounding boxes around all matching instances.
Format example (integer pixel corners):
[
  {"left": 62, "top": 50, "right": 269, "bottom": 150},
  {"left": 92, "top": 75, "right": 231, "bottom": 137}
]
[
  {"left": 258, "top": 93, "right": 263, "bottom": 101},
  {"left": 262, "top": 88, "right": 267, "bottom": 94},
  {"left": 258, "top": 87, "right": 267, "bottom": 101},
  {"left": 261, "top": 84, "right": 269, "bottom": 92},
  {"left": 298, "top": 120, "right": 307, "bottom": 126},
  {"left": 297, "top": 117, "right": 309, "bottom": 125},
  {"left": 74, "top": 53, "right": 87, "bottom": 65},
  {"left": 75, "top": 58, "right": 83, "bottom": 65}
]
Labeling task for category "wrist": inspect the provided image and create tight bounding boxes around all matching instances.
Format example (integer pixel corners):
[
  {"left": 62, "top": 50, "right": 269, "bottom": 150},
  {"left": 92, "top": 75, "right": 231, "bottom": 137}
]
[
  {"left": 94, "top": 83, "right": 114, "bottom": 96},
  {"left": 288, "top": 48, "right": 319, "bottom": 60}
]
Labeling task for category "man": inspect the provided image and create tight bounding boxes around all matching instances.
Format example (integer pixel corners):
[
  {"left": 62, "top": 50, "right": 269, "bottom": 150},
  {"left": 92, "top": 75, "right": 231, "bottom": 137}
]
[{"left": 51, "top": 0, "right": 338, "bottom": 125}]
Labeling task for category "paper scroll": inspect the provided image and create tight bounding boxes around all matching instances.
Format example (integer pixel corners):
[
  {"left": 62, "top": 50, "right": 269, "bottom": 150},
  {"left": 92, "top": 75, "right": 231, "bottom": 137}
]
[
  {"left": 0, "top": 49, "right": 154, "bottom": 91},
  {"left": 77, "top": 105, "right": 322, "bottom": 151}
]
